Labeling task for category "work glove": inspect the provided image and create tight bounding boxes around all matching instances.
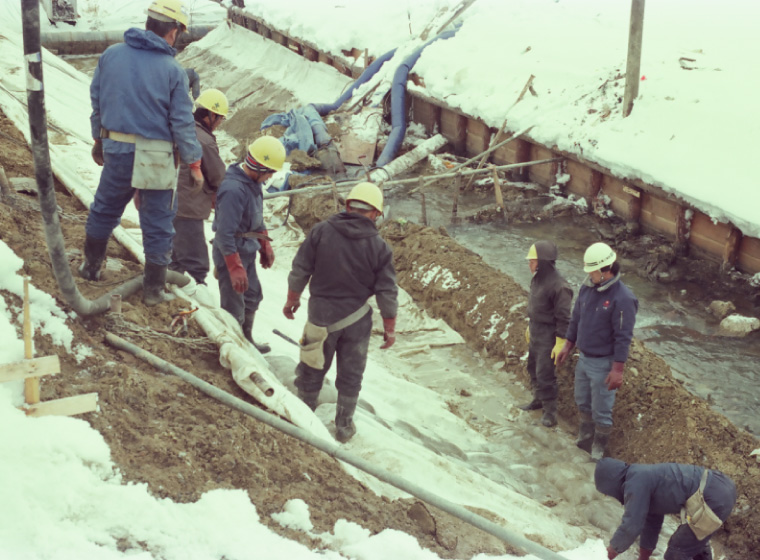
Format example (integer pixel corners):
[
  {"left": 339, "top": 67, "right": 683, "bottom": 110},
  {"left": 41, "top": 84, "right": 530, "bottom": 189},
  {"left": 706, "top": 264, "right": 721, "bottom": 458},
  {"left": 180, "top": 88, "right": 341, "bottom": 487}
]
[
  {"left": 283, "top": 290, "right": 301, "bottom": 319},
  {"left": 91, "top": 139, "right": 104, "bottom": 166},
  {"left": 555, "top": 339, "right": 576, "bottom": 366},
  {"left": 258, "top": 230, "right": 275, "bottom": 269},
  {"left": 637, "top": 548, "right": 654, "bottom": 560},
  {"left": 380, "top": 317, "right": 396, "bottom": 349},
  {"left": 607, "top": 546, "right": 619, "bottom": 559},
  {"left": 551, "top": 337, "right": 566, "bottom": 365},
  {"left": 525, "top": 325, "right": 530, "bottom": 344},
  {"left": 133, "top": 191, "right": 140, "bottom": 210},
  {"left": 605, "top": 361, "right": 625, "bottom": 390},
  {"left": 189, "top": 159, "right": 204, "bottom": 192},
  {"left": 223, "top": 252, "right": 248, "bottom": 294}
]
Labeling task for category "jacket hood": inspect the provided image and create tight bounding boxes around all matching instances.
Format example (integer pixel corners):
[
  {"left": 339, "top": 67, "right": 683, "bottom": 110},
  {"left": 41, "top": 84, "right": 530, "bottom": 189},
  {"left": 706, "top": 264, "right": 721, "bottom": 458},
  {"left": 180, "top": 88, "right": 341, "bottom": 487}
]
[
  {"left": 327, "top": 211, "right": 379, "bottom": 240},
  {"left": 534, "top": 240, "right": 558, "bottom": 262},
  {"left": 595, "top": 458, "right": 628, "bottom": 503},
  {"left": 124, "top": 28, "right": 176, "bottom": 56}
]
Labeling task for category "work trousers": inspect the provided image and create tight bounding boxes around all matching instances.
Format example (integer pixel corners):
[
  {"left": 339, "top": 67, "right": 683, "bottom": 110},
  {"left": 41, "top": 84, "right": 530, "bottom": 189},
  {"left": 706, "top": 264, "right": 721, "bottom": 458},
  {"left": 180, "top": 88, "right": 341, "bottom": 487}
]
[
  {"left": 526, "top": 322, "right": 558, "bottom": 402},
  {"left": 215, "top": 249, "right": 262, "bottom": 326},
  {"left": 294, "top": 311, "right": 372, "bottom": 399},
  {"left": 574, "top": 352, "right": 616, "bottom": 427},
  {"left": 86, "top": 152, "right": 177, "bottom": 266},
  {"left": 664, "top": 471, "right": 737, "bottom": 560},
  {"left": 169, "top": 217, "right": 209, "bottom": 284}
]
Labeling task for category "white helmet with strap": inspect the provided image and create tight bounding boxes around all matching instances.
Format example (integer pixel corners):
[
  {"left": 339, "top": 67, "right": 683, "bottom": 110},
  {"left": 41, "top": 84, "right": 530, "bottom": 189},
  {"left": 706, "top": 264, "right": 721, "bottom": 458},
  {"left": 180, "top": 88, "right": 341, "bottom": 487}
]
[{"left": 583, "top": 242, "right": 616, "bottom": 273}]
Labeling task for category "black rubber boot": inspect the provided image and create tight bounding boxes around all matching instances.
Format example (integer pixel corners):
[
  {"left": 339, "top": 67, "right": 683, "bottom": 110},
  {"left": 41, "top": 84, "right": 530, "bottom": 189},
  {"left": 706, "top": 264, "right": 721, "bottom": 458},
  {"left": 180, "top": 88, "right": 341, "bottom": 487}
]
[
  {"left": 540, "top": 399, "right": 558, "bottom": 427},
  {"left": 519, "top": 395, "right": 543, "bottom": 411},
  {"left": 693, "top": 545, "right": 713, "bottom": 560},
  {"left": 576, "top": 411, "right": 595, "bottom": 453},
  {"left": 335, "top": 394, "right": 358, "bottom": 443},
  {"left": 242, "top": 312, "right": 271, "bottom": 354},
  {"left": 591, "top": 424, "right": 612, "bottom": 461},
  {"left": 142, "top": 262, "right": 172, "bottom": 307},
  {"left": 297, "top": 388, "right": 320, "bottom": 411},
  {"left": 78, "top": 235, "right": 108, "bottom": 281}
]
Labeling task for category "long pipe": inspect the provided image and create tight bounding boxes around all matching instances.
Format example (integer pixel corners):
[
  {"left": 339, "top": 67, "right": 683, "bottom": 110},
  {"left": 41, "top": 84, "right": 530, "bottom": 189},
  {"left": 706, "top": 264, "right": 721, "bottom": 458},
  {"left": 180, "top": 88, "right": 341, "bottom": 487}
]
[
  {"left": 104, "top": 332, "right": 570, "bottom": 560},
  {"left": 264, "top": 157, "right": 563, "bottom": 200},
  {"left": 20, "top": 0, "right": 188, "bottom": 316}
]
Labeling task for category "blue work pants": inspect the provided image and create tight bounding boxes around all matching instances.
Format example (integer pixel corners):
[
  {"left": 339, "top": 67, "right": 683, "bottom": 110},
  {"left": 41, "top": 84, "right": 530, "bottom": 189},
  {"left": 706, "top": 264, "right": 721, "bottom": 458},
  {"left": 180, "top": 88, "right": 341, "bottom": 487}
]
[
  {"left": 215, "top": 248, "right": 262, "bottom": 325},
  {"left": 85, "top": 152, "right": 177, "bottom": 266},
  {"left": 573, "top": 352, "right": 616, "bottom": 427}
]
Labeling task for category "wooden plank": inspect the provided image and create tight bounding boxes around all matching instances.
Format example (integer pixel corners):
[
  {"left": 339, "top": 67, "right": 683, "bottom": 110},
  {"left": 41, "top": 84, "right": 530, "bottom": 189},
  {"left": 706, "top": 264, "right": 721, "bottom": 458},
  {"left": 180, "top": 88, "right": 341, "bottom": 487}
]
[
  {"left": 0, "top": 355, "right": 60, "bottom": 383},
  {"left": 23, "top": 278, "right": 40, "bottom": 405},
  {"left": 465, "top": 119, "right": 491, "bottom": 158},
  {"left": 689, "top": 211, "right": 734, "bottom": 260},
  {"left": 439, "top": 108, "right": 467, "bottom": 154},
  {"left": 737, "top": 236, "right": 760, "bottom": 274},
  {"left": 640, "top": 193, "right": 679, "bottom": 237},
  {"left": 24, "top": 393, "right": 99, "bottom": 418},
  {"left": 601, "top": 176, "right": 642, "bottom": 222},
  {"left": 410, "top": 96, "right": 440, "bottom": 135},
  {"left": 527, "top": 143, "right": 555, "bottom": 187},
  {"left": 565, "top": 160, "right": 596, "bottom": 198},
  {"left": 335, "top": 107, "right": 382, "bottom": 165}
]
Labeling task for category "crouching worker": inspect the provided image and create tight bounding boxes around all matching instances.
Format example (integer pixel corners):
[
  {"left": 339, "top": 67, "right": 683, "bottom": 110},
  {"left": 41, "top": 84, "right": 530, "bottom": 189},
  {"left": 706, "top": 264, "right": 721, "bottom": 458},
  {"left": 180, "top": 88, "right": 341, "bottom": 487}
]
[
  {"left": 595, "top": 458, "right": 736, "bottom": 560},
  {"left": 212, "top": 136, "right": 285, "bottom": 353},
  {"left": 283, "top": 182, "right": 398, "bottom": 443}
]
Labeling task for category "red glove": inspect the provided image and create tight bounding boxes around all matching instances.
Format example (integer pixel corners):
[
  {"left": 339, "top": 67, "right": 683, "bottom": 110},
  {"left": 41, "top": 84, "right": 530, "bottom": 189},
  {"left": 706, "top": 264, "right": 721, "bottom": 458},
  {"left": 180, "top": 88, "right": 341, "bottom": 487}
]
[
  {"left": 92, "top": 139, "right": 104, "bottom": 166},
  {"left": 637, "top": 548, "right": 654, "bottom": 560},
  {"left": 283, "top": 290, "right": 301, "bottom": 319},
  {"left": 189, "top": 159, "right": 204, "bottom": 192},
  {"left": 607, "top": 546, "right": 619, "bottom": 559},
  {"left": 223, "top": 252, "right": 248, "bottom": 294},
  {"left": 555, "top": 339, "right": 576, "bottom": 365},
  {"left": 380, "top": 317, "right": 396, "bottom": 349},
  {"left": 605, "top": 361, "right": 625, "bottom": 390},
  {"left": 258, "top": 230, "right": 275, "bottom": 269},
  {"left": 133, "top": 190, "right": 140, "bottom": 210}
]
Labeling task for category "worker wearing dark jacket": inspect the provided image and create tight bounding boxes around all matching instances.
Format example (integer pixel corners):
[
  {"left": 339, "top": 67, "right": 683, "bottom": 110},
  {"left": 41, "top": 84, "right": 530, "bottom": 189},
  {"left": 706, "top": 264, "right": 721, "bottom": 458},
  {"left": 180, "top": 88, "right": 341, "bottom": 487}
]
[
  {"left": 283, "top": 182, "right": 398, "bottom": 443},
  {"left": 520, "top": 240, "right": 572, "bottom": 427},
  {"left": 81, "top": 0, "right": 202, "bottom": 307},
  {"left": 595, "top": 458, "right": 736, "bottom": 560},
  {"left": 170, "top": 89, "right": 228, "bottom": 285},
  {"left": 212, "top": 136, "right": 285, "bottom": 354},
  {"left": 556, "top": 242, "right": 638, "bottom": 460}
]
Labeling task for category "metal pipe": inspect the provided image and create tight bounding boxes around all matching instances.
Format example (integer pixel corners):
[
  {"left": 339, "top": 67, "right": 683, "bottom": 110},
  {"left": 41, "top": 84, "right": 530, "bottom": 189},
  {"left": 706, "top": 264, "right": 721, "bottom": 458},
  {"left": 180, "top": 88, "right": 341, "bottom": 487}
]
[
  {"left": 264, "top": 157, "right": 563, "bottom": 200},
  {"left": 104, "top": 332, "right": 571, "bottom": 560}
]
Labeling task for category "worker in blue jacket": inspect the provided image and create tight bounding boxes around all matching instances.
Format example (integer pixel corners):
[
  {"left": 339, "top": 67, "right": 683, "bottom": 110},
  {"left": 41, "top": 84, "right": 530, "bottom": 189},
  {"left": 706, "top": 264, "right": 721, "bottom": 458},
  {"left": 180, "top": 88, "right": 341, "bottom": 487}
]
[
  {"left": 595, "top": 458, "right": 736, "bottom": 560},
  {"left": 80, "top": 0, "right": 202, "bottom": 306},
  {"left": 556, "top": 242, "right": 638, "bottom": 460},
  {"left": 212, "top": 136, "right": 286, "bottom": 354}
]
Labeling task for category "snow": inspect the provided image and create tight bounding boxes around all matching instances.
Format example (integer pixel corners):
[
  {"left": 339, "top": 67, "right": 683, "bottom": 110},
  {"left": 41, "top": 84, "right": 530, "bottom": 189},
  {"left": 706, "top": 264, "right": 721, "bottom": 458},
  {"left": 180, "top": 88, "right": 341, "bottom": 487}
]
[{"left": 0, "top": 0, "right": 746, "bottom": 558}]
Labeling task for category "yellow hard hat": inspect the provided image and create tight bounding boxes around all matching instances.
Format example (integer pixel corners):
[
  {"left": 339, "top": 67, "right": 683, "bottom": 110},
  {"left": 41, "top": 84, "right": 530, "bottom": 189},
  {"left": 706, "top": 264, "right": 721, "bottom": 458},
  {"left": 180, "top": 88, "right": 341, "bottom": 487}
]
[
  {"left": 346, "top": 182, "right": 383, "bottom": 214},
  {"left": 196, "top": 88, "right": 228, "bottom": 117},
  {"left": 147, "top": 0, "right": 189, "bottom": 30},
  {"left": 246, "top": 136, "right": 286, "bottom": 172},
  {"left": 526, "top": 244, "right": 537, "bottom": 260}
]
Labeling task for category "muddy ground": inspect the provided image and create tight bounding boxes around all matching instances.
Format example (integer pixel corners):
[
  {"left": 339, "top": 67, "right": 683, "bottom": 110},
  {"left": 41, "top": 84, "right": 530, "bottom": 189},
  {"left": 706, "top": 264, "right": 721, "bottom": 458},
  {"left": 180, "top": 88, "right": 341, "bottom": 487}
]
[{"left": 2, "top": 103, "right": 760, "bottom": 558}]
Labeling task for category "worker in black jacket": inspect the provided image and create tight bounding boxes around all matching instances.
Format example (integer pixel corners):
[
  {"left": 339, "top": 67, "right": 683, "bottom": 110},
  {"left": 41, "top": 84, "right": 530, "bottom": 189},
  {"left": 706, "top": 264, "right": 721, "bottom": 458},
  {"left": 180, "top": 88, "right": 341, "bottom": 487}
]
[
  {"left": 520, "top": 240, "right": 572, "bottom": 427},
  {"left": 283, "top": 182, "right": 398, "bottom": 443},
  {"left": 595, "top": 458, "right": 736, "bottom": 560}
]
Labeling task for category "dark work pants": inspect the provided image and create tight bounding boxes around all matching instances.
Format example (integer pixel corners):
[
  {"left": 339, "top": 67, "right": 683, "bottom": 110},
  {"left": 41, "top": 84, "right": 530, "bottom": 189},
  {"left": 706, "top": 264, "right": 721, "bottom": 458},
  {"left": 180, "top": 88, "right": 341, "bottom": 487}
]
[
  {"left": 294, "top": 311, "right": 372, "bottom": 399},
  {"left": 215, "top": 250, "right": 262, "bottom": 326},
  {"left": 169, "top": 217, "right": 209, "bottom": 284},
  {"left": 527, "top": 322, "right": 558, "bottom": 402},
  {"left": 664, "top": 471, "right": 737, "bottom": 560}
]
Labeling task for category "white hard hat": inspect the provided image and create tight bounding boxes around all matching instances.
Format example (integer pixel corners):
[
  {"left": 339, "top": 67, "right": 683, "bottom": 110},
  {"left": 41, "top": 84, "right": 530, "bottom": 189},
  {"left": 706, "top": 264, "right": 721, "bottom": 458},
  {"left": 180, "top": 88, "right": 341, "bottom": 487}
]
[{"left": 583, "top": 242, "right": 616, "bottom": 273}]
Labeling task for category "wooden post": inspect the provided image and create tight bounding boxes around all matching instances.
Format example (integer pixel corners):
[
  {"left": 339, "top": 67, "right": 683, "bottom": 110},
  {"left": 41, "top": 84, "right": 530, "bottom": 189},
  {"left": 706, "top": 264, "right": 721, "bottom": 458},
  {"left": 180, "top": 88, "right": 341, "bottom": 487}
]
[
  {"left": 23, "top": 278, "right": 40, "bottom": 405},
  {"left": 492, "top": 168, "right": 507, "bottom": 221},
  {"left": 722, "top": 228, "right": 743, "bottom": 273},
  {"left": 331, "top": 179, "right": 339, "bottom": 212},
  {"left": 623, "top": 0, "right": 646, "bottom": 117},
  {"left": 674, "top": 207, "right": 690, "bottom": 256},
  {"left": 420, "top": 178, "right": 428, "bottom": 226},
  {"left": 451, "top": 173, "right": 462, "bottom": 223}
]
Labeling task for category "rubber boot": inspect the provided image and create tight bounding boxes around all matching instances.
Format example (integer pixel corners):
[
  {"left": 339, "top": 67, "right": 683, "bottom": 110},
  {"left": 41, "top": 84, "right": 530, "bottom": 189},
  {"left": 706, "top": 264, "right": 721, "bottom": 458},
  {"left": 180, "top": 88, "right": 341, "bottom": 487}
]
[
  {"left": 335, "top": 394, "right": 358, "bottom": 443},
  {"left": 591, "top": 424, "right": 612, "bottom": 461},
  {"left": 78, "top": 235, "right": 109, "bottom": 281},
  {"left": 519, "top": 394, "right": 543, "bottom": 411},
  {"left": 693, "top": 544, "right": 713, "bottom": 560},
  {"left": 242, "top": 312, "right": 271, "bottom": 354},
  {"left": 297, "top": 388, "right": 320, "bottom": 412},
  {"left": 540, "top": 399, "right": 558, "bottom": 427},
  {"left": 142, "top": 262, "right": 173, "bottom": 307},
  {"left": 576, "top": 411, "right": 595, "bottom": 453}
]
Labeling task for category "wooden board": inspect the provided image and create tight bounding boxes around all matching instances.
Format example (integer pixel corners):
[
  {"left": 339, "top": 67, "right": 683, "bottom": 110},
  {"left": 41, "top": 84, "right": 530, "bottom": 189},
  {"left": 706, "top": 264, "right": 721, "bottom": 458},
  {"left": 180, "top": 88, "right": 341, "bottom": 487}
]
[
  {"left": 0, "top": 355, "right": 60, "bottom": 383},
  {"left": 24, "top": 393, "right": 99, "bottom": 418},
  {"left": 335, "top": 107, "right": 382, "bottom": 165}
]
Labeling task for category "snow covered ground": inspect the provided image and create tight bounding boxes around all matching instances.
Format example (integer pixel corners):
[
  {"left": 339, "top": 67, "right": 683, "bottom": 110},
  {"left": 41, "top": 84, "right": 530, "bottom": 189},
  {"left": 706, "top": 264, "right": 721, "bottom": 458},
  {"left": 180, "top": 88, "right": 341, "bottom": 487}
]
[{"left": 0, "top": 0, "right": 751, "bottom": 558}]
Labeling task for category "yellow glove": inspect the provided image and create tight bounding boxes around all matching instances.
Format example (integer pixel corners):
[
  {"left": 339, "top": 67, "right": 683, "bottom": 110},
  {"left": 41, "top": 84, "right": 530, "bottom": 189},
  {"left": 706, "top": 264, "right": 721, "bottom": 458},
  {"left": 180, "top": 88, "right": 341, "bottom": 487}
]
[
  {"left": 525, "top": 325, "right": 530, "bottom": 344},
  {"left": 551, "top": 337, "right": 566, "bottom": 365}
]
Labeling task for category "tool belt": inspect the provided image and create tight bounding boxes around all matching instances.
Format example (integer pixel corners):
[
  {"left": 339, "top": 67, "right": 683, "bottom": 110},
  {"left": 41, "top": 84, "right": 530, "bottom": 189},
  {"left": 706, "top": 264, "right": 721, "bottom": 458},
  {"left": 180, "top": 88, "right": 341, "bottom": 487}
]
[
  {"left": 299, "top": 303, "right": 371, "bottom": 370},
  {"left": 101, "top": 128, "right": 177, "bottom": 191},
  {"left": 681, "top": 469, "right": 723, "bottom": 540},
  {"left": 234, "top": 231, "right": 273, "bottom": 241}
]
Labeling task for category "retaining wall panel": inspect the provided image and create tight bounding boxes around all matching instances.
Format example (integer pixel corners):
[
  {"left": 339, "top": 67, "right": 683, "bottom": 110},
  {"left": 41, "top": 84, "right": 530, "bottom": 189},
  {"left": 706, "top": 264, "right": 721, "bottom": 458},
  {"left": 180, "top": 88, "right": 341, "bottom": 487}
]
[
  {"left": 601, "top": 176, "right": 642, "bottom": 222},
  {"left": 566, "top": 160, "right": 596, "bottom": 198},
  {"left": 303, "top": 45, "right": 318, "bottom": 61},
  {"left": 440, "top": 108, "right": 467, "bottom": 154},
  {"left": 465, "top": 119, "right": 491, "bottom": 158},
  {"left": 689, "top": 212, "right": 734, "bottom": 261},
  {"left": 411, "top": 97, "right": 440, "bottom": 135},
  {"left": 737, "top": 236, "right": 760, "bottom": 274},
  {"left": 527, "top": 143, "right": 556, "bottom": 186},
  {"left": 640, "top": 194, "right": 679, "bottom": 238}
]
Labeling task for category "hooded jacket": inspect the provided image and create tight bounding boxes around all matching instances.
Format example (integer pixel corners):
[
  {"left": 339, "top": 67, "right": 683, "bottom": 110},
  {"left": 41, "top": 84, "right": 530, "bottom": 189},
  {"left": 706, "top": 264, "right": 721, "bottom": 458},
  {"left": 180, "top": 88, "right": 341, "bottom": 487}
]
[
  {"left": 212, "top": 164, "right": 265, "bottom": 263},
  {"left": 527, "top": 241, "right": 572, "bottom": 337},
  {"left": 288, "top": 211, "right": 398, "bottom": 326},
  {"left": 176, "top": 121, "right": 226, "bottom": 220},
  {"left": 90, "top": 28, "right": 201, "bottom": 164}
]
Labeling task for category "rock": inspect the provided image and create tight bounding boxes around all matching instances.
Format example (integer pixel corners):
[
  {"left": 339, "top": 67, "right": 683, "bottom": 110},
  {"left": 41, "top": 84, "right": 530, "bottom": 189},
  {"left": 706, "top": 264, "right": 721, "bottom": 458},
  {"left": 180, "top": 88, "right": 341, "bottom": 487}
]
[
  {"left": 707, "top": 300, "right": 736, "bottom": 320},
  {"left": 718, "top": 314, "right": 760, "bottom": 337}
]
